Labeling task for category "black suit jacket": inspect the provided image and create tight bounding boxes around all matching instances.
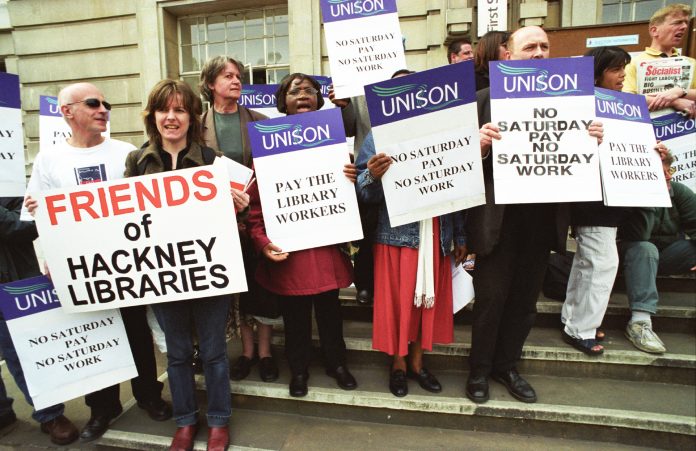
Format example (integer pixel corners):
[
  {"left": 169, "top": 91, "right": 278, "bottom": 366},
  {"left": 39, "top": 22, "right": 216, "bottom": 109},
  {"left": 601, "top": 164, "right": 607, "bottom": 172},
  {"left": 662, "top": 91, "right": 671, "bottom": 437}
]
[{"left": 464, "top": 88, "right": 570, "bottom": 256}]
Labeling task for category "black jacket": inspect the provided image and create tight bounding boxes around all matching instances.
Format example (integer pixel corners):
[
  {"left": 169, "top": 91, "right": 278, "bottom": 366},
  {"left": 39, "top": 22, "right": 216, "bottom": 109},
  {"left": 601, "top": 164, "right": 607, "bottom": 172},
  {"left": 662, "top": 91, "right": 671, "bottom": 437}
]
[{"left": 0, "top": 197, "right": 40, "bottom": 283}]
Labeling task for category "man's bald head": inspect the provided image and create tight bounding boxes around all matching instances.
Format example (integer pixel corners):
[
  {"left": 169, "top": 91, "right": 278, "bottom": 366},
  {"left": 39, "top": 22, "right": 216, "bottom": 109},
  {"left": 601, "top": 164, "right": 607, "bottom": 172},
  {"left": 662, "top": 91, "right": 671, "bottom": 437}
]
[
  {"left": 506, "top": 26, "right": 550, "bottom": 60},
  {"left": 57, "top": 83, "right": 102, "bottom": 108}
]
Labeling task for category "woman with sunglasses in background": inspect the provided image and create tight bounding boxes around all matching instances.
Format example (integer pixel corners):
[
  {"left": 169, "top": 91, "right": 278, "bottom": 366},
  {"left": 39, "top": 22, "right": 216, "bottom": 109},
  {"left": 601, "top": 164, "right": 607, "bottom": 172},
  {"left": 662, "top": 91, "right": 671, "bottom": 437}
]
[{"left": 246, "top": 73, "right": 358, "bottom": 397}]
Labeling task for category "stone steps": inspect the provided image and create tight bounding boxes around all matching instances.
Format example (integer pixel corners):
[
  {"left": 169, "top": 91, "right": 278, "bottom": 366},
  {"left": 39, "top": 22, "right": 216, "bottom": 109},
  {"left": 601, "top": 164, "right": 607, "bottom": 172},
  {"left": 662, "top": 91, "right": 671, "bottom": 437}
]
[
  {"left": 269, "top": 321, "right": 696, "bottom": 385},
  {"left": 100, "top": 393, "right": 663, "bottom": 451},
  {"left": 339, "top": 288, "right": 696, "bottom": 333}
]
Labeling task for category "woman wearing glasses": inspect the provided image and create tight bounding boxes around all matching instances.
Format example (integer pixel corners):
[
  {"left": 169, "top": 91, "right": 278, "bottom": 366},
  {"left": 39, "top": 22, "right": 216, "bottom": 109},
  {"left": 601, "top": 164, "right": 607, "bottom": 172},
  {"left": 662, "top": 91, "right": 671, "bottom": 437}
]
[
  {"left": 246, "top": 73, "right": 358, "bottom": 397},
  {"left": 473, "top": 31, "right": 510, "bottom": 91}
]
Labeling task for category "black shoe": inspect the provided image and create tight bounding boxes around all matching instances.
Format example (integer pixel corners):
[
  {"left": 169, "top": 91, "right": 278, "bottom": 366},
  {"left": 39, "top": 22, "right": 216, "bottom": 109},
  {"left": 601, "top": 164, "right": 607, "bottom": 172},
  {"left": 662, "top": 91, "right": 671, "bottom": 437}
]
[
  {"left": 0, "top": 411, "right": 16, "bottom": 429},
  {"left": 389, "top": 369, "right": 408, "bottom": 397},
  {"left": 289, "top": 373, "right": 309, "bottom": 397},
  {"left": 465, "top": 374, "right": 489, "bottom": 403},
  {"left": 326, "top": 366, "right": 358, "bottom": 390},
  {"left": 136, "top": 398, "right": 172, "bottom": 421},
  {"left": 79, "top": 406, "right": 123, "bottom": 442},
  {"left": 356, "top": 289, "right": 373, "bottom": 306},
  {"left": 229, "top": 355, "right": 257, "bottom": 381},
  {"left": 259, "top": 357, "right": 279, "bottom": 382},
  {"left": 491, "top": 368, "right": 537, "bottom": 403},
  {"left": 192, "top": 345, "right": 203, "bottom": 375},
  {"left": 406, "top": 367, "right": 442, "bottom": 393}
]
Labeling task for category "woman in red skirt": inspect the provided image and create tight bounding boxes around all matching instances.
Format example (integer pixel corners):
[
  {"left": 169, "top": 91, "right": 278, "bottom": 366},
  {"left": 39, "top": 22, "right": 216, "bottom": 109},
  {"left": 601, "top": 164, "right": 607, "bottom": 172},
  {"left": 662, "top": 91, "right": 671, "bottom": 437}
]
[{"left": 355, "top": 128, "right": 467, "bottom": 397}]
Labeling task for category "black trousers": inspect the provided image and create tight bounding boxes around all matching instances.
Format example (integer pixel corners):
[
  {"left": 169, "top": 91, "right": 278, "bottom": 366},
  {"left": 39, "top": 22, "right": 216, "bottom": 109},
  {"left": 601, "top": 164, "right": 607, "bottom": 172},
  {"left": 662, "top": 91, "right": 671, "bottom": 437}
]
[
  {"left": 353, "top": 201, "right": 377, "bottom": 294},
  {"left": 85, "top": 305, "right": 163, "bottom": 415},
  {"left": 469, "top": 204, "right": 554, "bottom": 376},
  {"left": 278, "top": 290, "right": 346, "bottom": 376}
]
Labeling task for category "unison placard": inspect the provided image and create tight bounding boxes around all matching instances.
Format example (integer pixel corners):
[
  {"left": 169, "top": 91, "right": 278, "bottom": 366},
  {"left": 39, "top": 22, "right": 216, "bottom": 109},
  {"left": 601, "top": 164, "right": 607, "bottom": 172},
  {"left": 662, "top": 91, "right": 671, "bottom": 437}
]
[
  {"left": 321, "top": 0, "right": 406, "bottom": 98},
  {"left": 489, "top": 57, "right": 601, "bottom": 204},
  {"left": 0, "top": 276, "right": 136, "bottom": 409},
  {"left": 0, "top": 73, "right": 27, "bottom": 197},
  {"left": 653, "top": 113, "right": 696, "bottom": 192},
  {"left": 365, "top": 61, "right": 485, "bottom": 226},
  {"left": 595, "top": 88, "right": 670, "bottom": 207},
  {"left": 248, "top": 108, "right": 363, "bottom": 252}
]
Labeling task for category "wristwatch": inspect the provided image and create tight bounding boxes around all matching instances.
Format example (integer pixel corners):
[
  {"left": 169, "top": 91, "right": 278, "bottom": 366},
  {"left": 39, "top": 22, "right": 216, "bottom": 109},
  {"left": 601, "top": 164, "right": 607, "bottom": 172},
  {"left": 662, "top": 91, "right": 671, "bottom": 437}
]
[{"left": 679, "top": 87, "right": 688, "bottom": 98}]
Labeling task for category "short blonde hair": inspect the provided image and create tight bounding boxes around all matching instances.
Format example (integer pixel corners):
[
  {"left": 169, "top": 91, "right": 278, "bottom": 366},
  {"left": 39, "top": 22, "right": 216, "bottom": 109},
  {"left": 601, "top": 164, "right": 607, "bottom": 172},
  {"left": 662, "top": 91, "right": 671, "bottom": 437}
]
[{"left": 649, "top": 4, "right": 691, "bottom": 27}]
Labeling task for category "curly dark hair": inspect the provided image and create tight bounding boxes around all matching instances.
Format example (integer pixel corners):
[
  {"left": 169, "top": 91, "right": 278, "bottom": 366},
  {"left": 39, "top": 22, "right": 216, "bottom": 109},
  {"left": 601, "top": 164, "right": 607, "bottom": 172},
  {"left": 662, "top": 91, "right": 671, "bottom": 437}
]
[{"left": 275, "top": 73, "right": 325, "bottom": 114}]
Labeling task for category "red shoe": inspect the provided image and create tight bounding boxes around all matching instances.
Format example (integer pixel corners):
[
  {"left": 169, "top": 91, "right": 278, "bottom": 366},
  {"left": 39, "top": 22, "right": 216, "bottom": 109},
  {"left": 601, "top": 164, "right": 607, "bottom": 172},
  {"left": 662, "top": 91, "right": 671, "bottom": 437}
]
[
  {"left": 207, "top": 425, "right": 230, "bottom": 451},
  {"left": 169, "top": 423, "right": 199, "bottom": 451}
]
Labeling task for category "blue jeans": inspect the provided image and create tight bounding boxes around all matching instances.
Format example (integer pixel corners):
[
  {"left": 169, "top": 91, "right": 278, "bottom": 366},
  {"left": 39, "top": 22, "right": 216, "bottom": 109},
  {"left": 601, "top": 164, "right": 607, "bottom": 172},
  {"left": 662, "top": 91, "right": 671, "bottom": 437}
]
[
  {"left": 152, "top": 295, "right": 231, "bottom": 427},
  {"left": 0, "top": 316, "right": 64, "bottom": 423},
  {"left": 620, "top": 239, "right": 696, "bottom": 314}
]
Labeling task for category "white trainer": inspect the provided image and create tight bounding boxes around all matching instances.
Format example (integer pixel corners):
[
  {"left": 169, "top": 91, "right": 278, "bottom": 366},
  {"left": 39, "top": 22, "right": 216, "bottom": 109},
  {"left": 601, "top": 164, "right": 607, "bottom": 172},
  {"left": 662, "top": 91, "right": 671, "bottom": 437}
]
[{"left": 625, "top": 321, "right": 666, "bottom": 354}]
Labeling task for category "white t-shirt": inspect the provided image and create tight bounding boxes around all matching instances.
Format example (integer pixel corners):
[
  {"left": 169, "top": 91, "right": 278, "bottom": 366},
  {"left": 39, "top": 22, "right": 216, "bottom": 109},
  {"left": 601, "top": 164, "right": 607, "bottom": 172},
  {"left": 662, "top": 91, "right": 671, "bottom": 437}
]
[{"left": 26, "top": 138, "right": 136, "bottom": 192}]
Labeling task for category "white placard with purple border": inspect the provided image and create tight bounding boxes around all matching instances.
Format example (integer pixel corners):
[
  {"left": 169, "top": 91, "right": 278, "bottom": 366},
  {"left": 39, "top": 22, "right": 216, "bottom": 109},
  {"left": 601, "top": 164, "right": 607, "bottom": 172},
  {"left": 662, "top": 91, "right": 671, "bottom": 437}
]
[
  {"left": 477, "top": 0, "right": 507, "bottom": 37},
  {"left": 238, "top": 84, "right": 282, "bottom": 119},
  {"left": 0, "top": 73, "right": 26, "bottom": 196},
  {"left": 39, "top": 95, "right": 110, "bottom": 152},
  {"left": 248, "top": 108, "right": 363, "bottom": 252},
  {"left": 365, "top": 62, "right": 485, "bottom": 226},
  {"left": 595, "top": 88, "right": 670, "bottom": 207},
  {"left": 0, "top": 276, "right": 136, "bottom": 410},
  {"left": 490, "top": 57, "right": 600, "bottom": 204},
  {"left": 32, "top": 163, "right": 246, "bottom": 313},
  {"left": 653, "top": 113, "right": 696, "bottom": 192},
  {"left": 321, "top": 0, "right": 406, "bottom": 98}
]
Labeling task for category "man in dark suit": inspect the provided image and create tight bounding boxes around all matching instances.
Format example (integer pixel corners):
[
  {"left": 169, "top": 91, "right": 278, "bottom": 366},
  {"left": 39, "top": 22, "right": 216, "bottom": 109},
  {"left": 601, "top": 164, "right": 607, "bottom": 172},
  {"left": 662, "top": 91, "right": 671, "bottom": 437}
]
[{"left": 465, "top": 26, "right": 603, "bottom": 404}]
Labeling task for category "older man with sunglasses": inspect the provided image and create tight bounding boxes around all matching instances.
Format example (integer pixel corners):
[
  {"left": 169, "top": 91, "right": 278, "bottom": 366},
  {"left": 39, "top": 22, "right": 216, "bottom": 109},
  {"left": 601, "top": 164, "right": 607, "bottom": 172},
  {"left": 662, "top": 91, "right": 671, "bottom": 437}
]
[{"left": 24, "top": 82, "right": 171, "bottom": 442}]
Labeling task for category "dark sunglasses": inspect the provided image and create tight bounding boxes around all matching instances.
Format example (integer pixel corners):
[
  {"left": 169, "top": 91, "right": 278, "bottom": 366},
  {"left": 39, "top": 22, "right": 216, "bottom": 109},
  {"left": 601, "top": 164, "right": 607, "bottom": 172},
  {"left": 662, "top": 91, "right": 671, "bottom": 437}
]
[{"left": 65, "top": 98, "right": 112, "bottom": 111}]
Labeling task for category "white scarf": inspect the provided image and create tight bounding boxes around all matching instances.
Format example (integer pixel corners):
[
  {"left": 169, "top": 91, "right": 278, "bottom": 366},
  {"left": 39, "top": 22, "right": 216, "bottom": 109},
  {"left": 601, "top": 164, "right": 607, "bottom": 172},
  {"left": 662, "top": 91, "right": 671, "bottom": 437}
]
[{"left": 413, "top": 218, "right": 435, "bottom": 309}]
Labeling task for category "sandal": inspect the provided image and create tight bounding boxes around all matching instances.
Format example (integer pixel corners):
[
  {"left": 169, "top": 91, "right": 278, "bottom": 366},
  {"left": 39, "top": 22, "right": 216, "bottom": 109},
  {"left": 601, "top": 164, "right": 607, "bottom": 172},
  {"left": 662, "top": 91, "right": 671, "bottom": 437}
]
[{"left": 562, "top": 330, "right": 604, "bottom": 355}]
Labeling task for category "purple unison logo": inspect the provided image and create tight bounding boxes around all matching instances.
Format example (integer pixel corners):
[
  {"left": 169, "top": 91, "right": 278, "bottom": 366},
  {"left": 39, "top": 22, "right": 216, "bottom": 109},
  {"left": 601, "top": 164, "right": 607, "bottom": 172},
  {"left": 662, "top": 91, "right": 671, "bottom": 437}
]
[
  {"left": 653, "top": 112, "right": 696, "bottom": 140},
  {"left": 594, "top": 88, "right": 649, "bottom": 123},
  {"left": 238, "top": 85, "right": 278, "bottom": 108},
  {"left": 0, "top": 276, "right": 60, "bottom": 321},
  {"left": 249, "top": 109, "right": 345, "bottom": 158},
  {"left": 321, "top": 0, "right": 396, "bottom": 22},
  {"left": 40, "top": 96, "right": 62, "bottom": 117},
  {"left": 0, "top": 73, "right": 21, "bottom": 110},
  {"left": 313, "top": 76, "right": 333, "bottom": 97},
  {"left": 491, "top": 58, "right": 594, "bottom": 99}
]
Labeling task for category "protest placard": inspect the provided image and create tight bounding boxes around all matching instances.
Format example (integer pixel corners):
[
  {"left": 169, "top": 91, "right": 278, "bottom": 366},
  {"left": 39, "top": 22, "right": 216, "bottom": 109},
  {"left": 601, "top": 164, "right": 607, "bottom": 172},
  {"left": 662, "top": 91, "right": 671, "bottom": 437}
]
[
  {"left": 238, "top": 84, "right": 282, "bottom": 119},
  {"left": 0, "top": 73, "right": 27, "bottom": 197},
  {"left": 248, "top": 108, "right": 363, "bottom": 252},
  {"left": 0, "top": 275, "right": 136, "bottom": 410},
  {"left": 32, "top": 163, "right": 246, "bottom": 313},
  {"left": 489, "top": 57, "right": 601, "bottom": 204},
  {"left": 653, "top": 112, "right": 696, "bottom": 192},
  {"left": 313, "top": 75, "right": 337, "bottom": 110},
  {"left": 39, "top": 95, "right": 110, "bottom": 152},
  {"left": 636, "top": 57, "right": 693, "bottom": 96},
  {"left": 321, "top": 0, "right": 406, "bottom": 98},
  {"left": 364, "top": 61, "right": 485, "bottom": 226},
  {"left": 594, "top": 88, "right": 671, "bottom": 207}
]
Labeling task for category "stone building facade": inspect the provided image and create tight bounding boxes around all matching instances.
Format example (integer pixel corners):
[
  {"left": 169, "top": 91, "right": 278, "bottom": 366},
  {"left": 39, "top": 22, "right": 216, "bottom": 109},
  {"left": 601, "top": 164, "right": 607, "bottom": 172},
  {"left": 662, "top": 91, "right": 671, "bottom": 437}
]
[{"left": 0, "top": 0, "right": 693, "bottom": 170}]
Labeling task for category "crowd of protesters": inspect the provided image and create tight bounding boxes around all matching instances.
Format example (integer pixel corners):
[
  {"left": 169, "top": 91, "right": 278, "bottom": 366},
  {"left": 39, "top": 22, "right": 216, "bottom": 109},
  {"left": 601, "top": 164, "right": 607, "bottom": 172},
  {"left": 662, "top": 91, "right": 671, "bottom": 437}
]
[{"left": 0, "top": 3, "right": 693, "bottom": 451}]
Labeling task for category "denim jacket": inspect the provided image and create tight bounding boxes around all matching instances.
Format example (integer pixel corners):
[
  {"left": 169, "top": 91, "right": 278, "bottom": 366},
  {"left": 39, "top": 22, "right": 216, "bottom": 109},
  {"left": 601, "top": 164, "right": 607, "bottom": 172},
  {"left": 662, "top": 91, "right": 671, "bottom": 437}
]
[{"left": 355, "top": 132, "right": 466, "bottom": 255}]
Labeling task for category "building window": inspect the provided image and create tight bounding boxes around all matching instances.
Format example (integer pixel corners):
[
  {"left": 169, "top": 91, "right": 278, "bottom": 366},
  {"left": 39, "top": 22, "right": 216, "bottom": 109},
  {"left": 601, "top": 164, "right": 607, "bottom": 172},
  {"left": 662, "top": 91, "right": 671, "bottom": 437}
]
[
  {"left": 602, "top": 0, "right": 695, "bottom": 23},
  {"left": 179, "top": 6, "right": 289, "bottom": 93}
]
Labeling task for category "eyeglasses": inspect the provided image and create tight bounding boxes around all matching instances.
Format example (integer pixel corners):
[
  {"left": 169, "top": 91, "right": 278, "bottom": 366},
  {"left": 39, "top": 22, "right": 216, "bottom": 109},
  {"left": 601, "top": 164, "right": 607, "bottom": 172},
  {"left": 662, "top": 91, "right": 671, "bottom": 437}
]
[
  {"left": 287, "top": 87, "right": 318, "bottom": 97},
  {"left": 65, "top": 98, "right": 112, "bottom": 111},
  {"left": 668, "top": 166, "right": 677, "bottom": 175}
]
